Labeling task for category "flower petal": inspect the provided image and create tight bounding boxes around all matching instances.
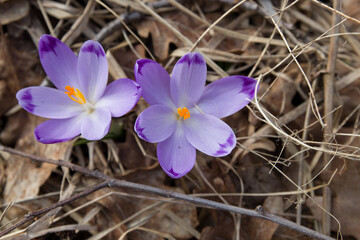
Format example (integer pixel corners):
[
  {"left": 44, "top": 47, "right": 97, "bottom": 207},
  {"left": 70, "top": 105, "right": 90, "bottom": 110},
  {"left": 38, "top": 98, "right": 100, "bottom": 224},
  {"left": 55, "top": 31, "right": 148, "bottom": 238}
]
[
  {"left": 134, "top": 59, "right": 174, "bottom": 107},
  {"left": 157, "top": 124, "right": 196, "bottom": 178},
  {"left": 184, "top": 113, "right": 236, "bottom": 157},
  {"left": 34, "top": 116, "right": 83, "bottom": 144},
  {"left": 197, "top": 76, "right": 257, "bottom": 118},
  {"left": 77, "top": 40, "right": 108, "bottom": 103},
  {"left": 96, "top": 78, "right": 141, "bottom": 117},
  {"left": 16, "top": 87, "right": 83, "bottom": 119},
  {"left": 134, "top": 105, "right": 177, "bottom": 143},
  {"left": 170, "top": 52, "right": 206, "bottom": 107},
  {"left": 38, "top": 35, "right": 78, "bottom": 90},
  {"left": 81, "top": 108, "right": 111, "bottom": 140}
]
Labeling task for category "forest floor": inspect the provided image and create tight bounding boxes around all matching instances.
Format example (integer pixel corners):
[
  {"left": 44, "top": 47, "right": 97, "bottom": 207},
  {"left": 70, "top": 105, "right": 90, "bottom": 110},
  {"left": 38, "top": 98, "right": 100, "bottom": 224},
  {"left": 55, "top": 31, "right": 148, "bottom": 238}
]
[{"left": 1, "top": 0, "right": 360, "bottom": 239}]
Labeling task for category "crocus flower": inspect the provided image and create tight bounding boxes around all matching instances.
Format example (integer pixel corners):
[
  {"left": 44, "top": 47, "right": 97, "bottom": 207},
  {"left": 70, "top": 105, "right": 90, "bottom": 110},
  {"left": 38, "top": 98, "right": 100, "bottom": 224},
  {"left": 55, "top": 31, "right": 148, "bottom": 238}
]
[
  {"left": 16, "top": 35, "right": 141, "bottom": 143},
  {"left": 134, "top": 52, "right": 257, "bottom": 178}
]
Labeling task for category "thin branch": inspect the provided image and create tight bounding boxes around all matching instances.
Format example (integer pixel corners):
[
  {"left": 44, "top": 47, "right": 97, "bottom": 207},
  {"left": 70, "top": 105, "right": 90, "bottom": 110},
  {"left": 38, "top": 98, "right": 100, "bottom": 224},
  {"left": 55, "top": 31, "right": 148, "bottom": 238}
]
[
  {"left": 0, "top": 145, "right": 334, "bottom": 240},
  {"left": 61, "top": 0, "right": 95, "bottom": 45},
  {"left": 188, "top": 0, "right": 248, "bottom": 52},
  {"left": 0, "top": 181, "right": 110, "bottom": 237},
  {"left": 93, "top": 0, "right": 171, "bottom": 42},
  {"left": 322, "top": 0, "right": 342, "bottom": 235}
]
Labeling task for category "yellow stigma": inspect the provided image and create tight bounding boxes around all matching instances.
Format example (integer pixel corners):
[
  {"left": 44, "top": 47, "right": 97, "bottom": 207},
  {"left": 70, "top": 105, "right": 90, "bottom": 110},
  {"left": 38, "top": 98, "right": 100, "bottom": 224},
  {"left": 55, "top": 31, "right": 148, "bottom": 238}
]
[
  {"left": 177, "top": 107, "right": 190, "bottom": 120},
  {"left": 65, "top": 85, "right": 86, "bottom": 104}
]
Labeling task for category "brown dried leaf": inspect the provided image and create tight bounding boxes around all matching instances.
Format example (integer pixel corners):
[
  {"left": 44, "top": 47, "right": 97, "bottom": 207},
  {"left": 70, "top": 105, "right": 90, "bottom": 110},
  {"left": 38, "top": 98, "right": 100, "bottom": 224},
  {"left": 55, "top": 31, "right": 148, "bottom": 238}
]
[
  {"left": 261, "top": 71, "right": 298, "bottom": 116},
  {"left": 0, "top": 0, "right": 29, "bottom": 25},
  {"left": 305, "top": 196, "right": 322, "bottom": 222},
  {"left": 328, "top": 160, "right": 360, "bottom": 239},
  {"left": 4, "top": 115, "right": 73, "bottom": 203},
  {"left": 111, "top": 46, "right": 145, "bottom": 79},
  {"left": 90, "top": 189, "right": 128, "bottom": 240},
  {"left": 237, "top": 154, "right": 285, "bottom": 207},
  {"left": 246, "top": 197, "right": 283, "bottom": 240},
  {"left": 0, "top": 35, "right": 43, "bottom": 116},
  {"left": 135, "top": 11, "right": 202, "bottom": 60},
  {"left": 43, "top": 1, "right": 81, "bottom": 19},
  {"left": 199, "top": 211, "right": 234, "bottom": 240},
  {"left": 90, "top": 170, "right": 198, "bottom": 240},
  {"left": 136, "top": 18, "right": 184, "bottom": 60},
  {"left": 143, "top": 198, "right": 199, "bottom": 239},
  {"left": 343, "top": 0, "right": 360, "bottom": 30},
  {"left": 0, "top": 111, "right": 28, "bottom": 146},
  {"left": 117, "top": 129, "right": 156, "bottom": 171},
  {"left": 106, "top": 50, "right": 128, "bottom": 79}
]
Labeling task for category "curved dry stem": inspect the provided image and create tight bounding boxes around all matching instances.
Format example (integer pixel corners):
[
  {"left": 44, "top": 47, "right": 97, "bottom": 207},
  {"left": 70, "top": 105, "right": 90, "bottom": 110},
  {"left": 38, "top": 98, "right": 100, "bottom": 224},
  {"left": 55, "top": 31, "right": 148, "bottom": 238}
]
[{"left": 0, "top": 145, "right": 333, "bottom": 240}]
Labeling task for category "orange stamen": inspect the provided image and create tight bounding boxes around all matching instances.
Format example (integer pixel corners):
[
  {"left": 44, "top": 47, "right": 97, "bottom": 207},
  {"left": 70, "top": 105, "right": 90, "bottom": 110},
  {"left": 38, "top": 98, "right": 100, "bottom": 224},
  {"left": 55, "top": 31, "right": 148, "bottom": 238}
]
[
  {"left": 65, "top": 85, "right": 86, "bottom": 104},
  {"left": 177, "top": 107, "right": 190, "bottom": 120}
]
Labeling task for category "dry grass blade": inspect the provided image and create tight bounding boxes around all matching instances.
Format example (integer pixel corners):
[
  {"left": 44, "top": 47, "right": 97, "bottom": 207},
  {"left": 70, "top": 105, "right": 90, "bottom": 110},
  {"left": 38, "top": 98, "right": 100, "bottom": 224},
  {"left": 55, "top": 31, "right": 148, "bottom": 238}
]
[
  {"left": 61, "top": 0, "right": 95, "bottom": 45},
  {"left": 133, "top": 0, "right": 228, "bottom": 77},
  {"left": 2, "top": 0, "right": 360, "bottom": 239},
  {"left": 119, "top": 226, "right": 177, "bottom": 240}
]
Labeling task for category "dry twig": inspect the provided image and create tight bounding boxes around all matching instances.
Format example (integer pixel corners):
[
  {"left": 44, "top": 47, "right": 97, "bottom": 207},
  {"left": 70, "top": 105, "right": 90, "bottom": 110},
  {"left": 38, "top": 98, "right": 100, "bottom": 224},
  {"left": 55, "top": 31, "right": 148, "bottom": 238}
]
[{"left": 0, "top": 145, "right": 333, "bottom": 240}]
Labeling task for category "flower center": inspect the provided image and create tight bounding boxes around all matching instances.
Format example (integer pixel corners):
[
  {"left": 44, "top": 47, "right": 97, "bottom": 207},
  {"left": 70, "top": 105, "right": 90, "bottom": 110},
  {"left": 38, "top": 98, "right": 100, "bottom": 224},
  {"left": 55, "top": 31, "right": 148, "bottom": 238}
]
[
  {"left": 65, "top": 85, "right": 86, "bottom": 104},
  {"left": 177, "top": 107, "right": 190, "bottom": 120}
]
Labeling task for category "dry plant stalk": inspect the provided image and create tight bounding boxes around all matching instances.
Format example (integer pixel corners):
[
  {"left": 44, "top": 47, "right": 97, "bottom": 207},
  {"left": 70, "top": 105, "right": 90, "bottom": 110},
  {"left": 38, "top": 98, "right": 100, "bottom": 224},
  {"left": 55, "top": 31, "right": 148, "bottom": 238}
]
[{"left": 1, "top": 0, "right": 360, "bottom": 239}]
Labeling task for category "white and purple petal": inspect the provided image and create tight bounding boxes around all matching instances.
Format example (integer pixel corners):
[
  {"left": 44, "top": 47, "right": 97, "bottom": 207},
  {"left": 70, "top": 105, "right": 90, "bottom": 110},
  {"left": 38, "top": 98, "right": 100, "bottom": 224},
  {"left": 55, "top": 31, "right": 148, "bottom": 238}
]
[
  {"left": 97, "top": 78, "right": 141, "bottom": 117},
  {"left": 157, "top": 124, "right": 196, "bottom": 178},
  {"left": 184, "top": 113, "right": 236, "bottom": 157},
  {"left": 34, "top": 116, "right": 83, "bottom": 144},
  {"left": 38, "top": 35, "right": 78, "bottom": 90},
  {"left": 134, "top": 59, "right": 174, "bottom": 108},
  {"left": 197, "top": 76, "right": 257, "bottom": 118},
  {"left": 81, "top": 108, "right": 111, "bottom": 140},
  {"left": 170, "top": 52, "right": 206, "bottom": 107},
  {"left": 16, "top": 87, "right": 83, "bottom": 119},
  {"left": 77, "top": 40, "right": 108, "bottom": 103},
  {"left": 134, "top": 105, "right": 177, "bottom": 143}
]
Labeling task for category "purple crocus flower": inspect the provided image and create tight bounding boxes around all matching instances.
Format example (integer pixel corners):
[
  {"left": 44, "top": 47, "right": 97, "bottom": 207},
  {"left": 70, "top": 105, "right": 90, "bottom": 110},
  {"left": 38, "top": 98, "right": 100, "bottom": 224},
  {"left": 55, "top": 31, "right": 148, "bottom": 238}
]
[
  {"left": 134, "top": 52, "right": 257, "bottom": 178},
  {"left": 16, "top": 35, "right": 141, "bottom": 143}
]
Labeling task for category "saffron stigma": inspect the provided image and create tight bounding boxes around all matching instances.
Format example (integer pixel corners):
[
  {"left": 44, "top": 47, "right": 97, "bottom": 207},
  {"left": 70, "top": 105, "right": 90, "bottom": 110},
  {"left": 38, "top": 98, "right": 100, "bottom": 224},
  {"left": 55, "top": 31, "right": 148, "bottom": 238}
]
[
  {"left": 65, "top": 85, "right": 86, "bottom": 104},
  {"left": 177, "top": 107, "right": 190, "bottom": 120}
]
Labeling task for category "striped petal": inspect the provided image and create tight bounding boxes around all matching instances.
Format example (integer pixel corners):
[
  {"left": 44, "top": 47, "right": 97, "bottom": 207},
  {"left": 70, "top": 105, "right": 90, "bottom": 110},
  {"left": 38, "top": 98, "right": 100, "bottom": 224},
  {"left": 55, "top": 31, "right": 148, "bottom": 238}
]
[
  {"left": 157, "top": 124, "right": 196, "bottom": 178},
  {"left": 77, "top": 40, "right": 108, "bottom": 103},
  {"left": 97, "top": 78, "right": 141, "bottom": 117},
  {"left": 134, "top": 59, "right": 174, "bottom": 108},
  {"left": 197, "top": 76, "right": 257, "bottom": 118},
  {"left": 81, "top": 108, "right": 111, "bottom": 140},
  {"left": 184, "top": 113, "right": 236, "bottom": 157},
  {"left": 38, "top": 35, "right": 78, "bottom": 90},
  {"left": 16, "top": 87, "right": 83, "bottom": 119},
  {"left": 170, "top": 52, "right": 206, "bottom": 107},
  {"left": 34, "top": 116, "right": 83, "bottom": 144},
  {"left": 134, "top": 105, "right": 177, "bottom": 143}
]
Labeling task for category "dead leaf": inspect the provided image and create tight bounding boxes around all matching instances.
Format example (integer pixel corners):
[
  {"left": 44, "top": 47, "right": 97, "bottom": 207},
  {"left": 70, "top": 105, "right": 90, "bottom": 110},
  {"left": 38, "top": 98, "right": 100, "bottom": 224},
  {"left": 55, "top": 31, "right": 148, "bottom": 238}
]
[
  {"left": 0, "top": 0, "right": 29, "bottom": 25},
  {"left": 117, "top": 128, "right": 156, "bottom": 171},
  {"left": 0, "top": 111, "right": 28, "bottom": 146},
  {"left": 237, "top": 154, "right": 285, "bottom": 207},
  {"left": 136, "top": 17, "right": 185, "bottom": 60},
  {"left": 111, "top": 46, "right": 144, "bottom": 80},
  {"left": 43, "top": 1, "right": 81, "bottom": 19},
  {"left": 0, "top": 35, "right": 43, "bottom": 116},
  {"left": 305, "top": 196, "right": 323, "bottom": 222},
  {"left": 261, "top": 67, "right": 298, "bottom": 116},
  {"left": 246, "top": 197, "right": 283, "bottom": 240},
  {"left": 3, "top": 115, "right": 73, "bottom": 217},
  {"left": 327, "top": 160, "right": 360, "bottom": 239},
  {"left": 135, "top": 11, "right": 203, "bottom": 60},
  {"left": 89, "top": 171, "right": 198, "bottom": 240},
  {"left": 143, "top": 198, "right": 199, "bottom": 239},
  {"left": 343, "top": 0, "right": 360, "bottom": 30},
  {"left": 200, "top": 211, "right": 234, "bottom": 240}
]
